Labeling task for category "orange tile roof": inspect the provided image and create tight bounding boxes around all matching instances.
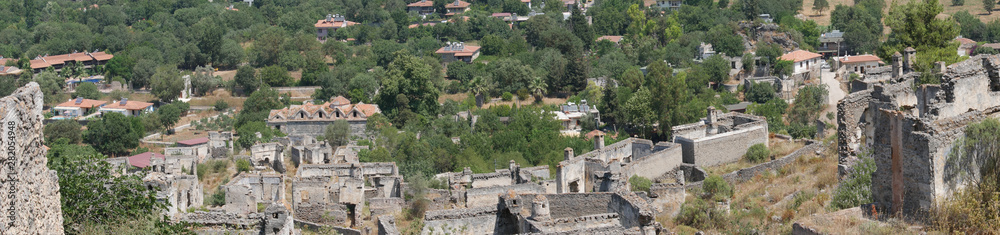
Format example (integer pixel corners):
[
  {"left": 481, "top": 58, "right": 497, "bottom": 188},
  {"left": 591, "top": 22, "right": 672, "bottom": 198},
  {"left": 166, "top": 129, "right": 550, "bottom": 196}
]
[
  {"left": 103, "top": 99, "right": 154, "bottom": 110},
  {"left": 353, "top": 103, "right": 382, "bottom": 117},
  {"left": 315, "top": 19, "right": 358, "bottom": 29},
  {"left": 330, "top": 96, "right": 351, "bottom": 106},
  {"left": 596, "top": 36, "right": 623, "bottom": 43},
  {"left": 955, "top": 37, "right": 976, "bottom": 45},
  {"left": 55, "top": 98, "right": 107, "bottom": 108},
  {"left": 445, "top": 0, "right": 471, "bottom": 8},
  {"left": 778, "top": 50, "right": 822, "bottom": 63},
  {"left": 840, "top": 55, "right": 882, "bottom": 64},
  {"left": 407, "top": 0, "right": 434, "bottom": 7},
  {"left": 408, "top": 22, "right": 437, "bottom": 28},
  {"left": 28, "top": 51, "right": 114, "bottom": 70}
]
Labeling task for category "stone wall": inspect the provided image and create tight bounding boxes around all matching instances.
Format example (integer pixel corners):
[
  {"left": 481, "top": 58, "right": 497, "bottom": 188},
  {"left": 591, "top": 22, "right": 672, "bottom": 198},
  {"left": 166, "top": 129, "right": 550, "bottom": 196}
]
[
  {"left": 422, "top": 206, "right": 499, "bottom": 234},
  {"left": 378, "top": 215, "right": 399, "bottom": 235},
  {"left": 0, "top": 83, "right": 64, "bottom": 234},
  {"left": 465, "top": 183, "right": 546, "bottom": 208},
  {"left": 622, "top": 142, "right": 683, "bottom": 180},
  {"left": 675, "top": 123, "right": 768, "bottom": 167},
  {"left": 272, "top": 120, "right": 367, "bottom": 138},
  {"left": 545, "top": 193, "right": 615, "bottom": 219},
  {"left": 470, "top": 170, "right": 513, "bottom": 188}
]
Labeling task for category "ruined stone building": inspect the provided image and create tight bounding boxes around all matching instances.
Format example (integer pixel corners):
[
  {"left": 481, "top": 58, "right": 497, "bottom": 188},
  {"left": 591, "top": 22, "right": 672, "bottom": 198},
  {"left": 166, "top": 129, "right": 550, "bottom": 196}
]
[
  {"left": 671, "top": 107, "right": 769, "bottom": 167},
  {"left": 104, "top": 152, "right": 204, "bottom": 218},
  {"left": 267, "top": 95, "right": 381, "bottom": 139},
  {"left": 223, "top": 173, "right": 285, "bottom": 214},
  {"left": 291, "top": 136, "right": 333, "bottom": 166},
  {"left": 556, "top": 132, "right": 684, "bottom": 194},
  {"left": 165, "top": 132, "right": 234, "bottom": 160},
  {"left": 291, "top": 162, "right": 403, "bottom": 227},
  {"left": 420, "top": 192, "right": 660, "bottom": 234},
  {"left": 251, "top": 142, "right": 285, "bottom": 172},
  {"left": 838, "top": 53, "right": 1000, "bottom": 216}
]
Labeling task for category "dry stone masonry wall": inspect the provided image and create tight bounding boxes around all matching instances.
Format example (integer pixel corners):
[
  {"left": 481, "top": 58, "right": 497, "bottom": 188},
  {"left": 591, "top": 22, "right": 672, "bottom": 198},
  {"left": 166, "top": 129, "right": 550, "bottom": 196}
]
[{"left": 0, "top": 83, "right": 65, "bottom": 234}]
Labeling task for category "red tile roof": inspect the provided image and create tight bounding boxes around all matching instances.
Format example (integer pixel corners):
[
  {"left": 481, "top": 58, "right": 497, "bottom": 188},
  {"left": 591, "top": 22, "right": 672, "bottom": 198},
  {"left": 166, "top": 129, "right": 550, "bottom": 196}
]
[
  {"left": 407, "top": 0, "right": 434, "bottom": 7},
  {"left": 128, "top": 152, "right": 165, "bottom": 168},
  {"left": 840, "top": 55, "right": 882, "bottom": 64},
  {"left": 492, "top": 13, "right": 512, "bottom": 17},
  {"left": 955, "top": 37, "right": 976, "bottom": 45},
  {"left": 596, "top": 36, "right": 623, "bottom": 43},
  {"left": 778, "top": 50, "right": 822, "bottom": 63},
  {"left": 330, "top": 96, "right": 351, "bottom": 106},
  {"left": 28, "top": 51, "right": 114, "bottom": 70},
  {"left": 445, "top": 0, "right": 471, "bottom": 8},
  {"left": 55, "top": 98, "right": 107, "bottom": 108},
  {"left": 408, "top": 22, "right": 437, "bottom": 28},
  {"left": 177, "top": 137, "right": 209, "bottom": 146},
  {"left": 102, "top": 99, "right": 154, "bottom": 110}
]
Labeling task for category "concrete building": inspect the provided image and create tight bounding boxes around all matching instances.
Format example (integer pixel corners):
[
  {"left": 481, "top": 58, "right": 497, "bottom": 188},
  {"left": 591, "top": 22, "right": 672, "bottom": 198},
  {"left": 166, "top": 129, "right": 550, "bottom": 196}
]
[
  {"left": 407, "top": 0, "right": 435, "bottom": 15},
  {"left": 818, "top": 30, "right": 844, "bottom": 57},
  {"left": 99, "top": 98, "right": 154, "bottom": 117},
  {"left": 778, "top": 49, "right": 822, "bottom": 78},
  {"left": 552, "top": 100, "right": 600, "bottom": 133},
  {"left": 52, "top": 97, "right": 105, "bottom": 119},
  {"left": 435, "top": 42, "right": 481, "bottom": 63},
  {"left": 671, "top": 107, "right": 769, "bottom": 167},
  {"left": 443, "top": 0, "right": 471, "bottom": 16},
  {"left": 267, "top": 96, "right": 382, "bottom": 139},
  {"left": 840, "top": 54, "right": 883, "bottom": 75},
  {"left": 837, "top": 53, "right": 1000, "bottom": 216},
  {"left": 314, "top": 14, "right": 357, "bottom": 41}
]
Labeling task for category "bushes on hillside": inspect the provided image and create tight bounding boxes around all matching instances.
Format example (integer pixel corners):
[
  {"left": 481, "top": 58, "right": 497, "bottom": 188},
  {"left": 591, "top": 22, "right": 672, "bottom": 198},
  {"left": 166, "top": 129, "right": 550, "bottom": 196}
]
[
  {"left": 703, "top": 175, "right": 733, "bottom": 201},
  {"left": 629, "top": 175, "right": 652, "bottom": 193},
  {"left": 744, "top": 143, "right": 770, "bottom": 163},
  {"left": 830, "top": 152, "right": 875, "bottom": 210}
]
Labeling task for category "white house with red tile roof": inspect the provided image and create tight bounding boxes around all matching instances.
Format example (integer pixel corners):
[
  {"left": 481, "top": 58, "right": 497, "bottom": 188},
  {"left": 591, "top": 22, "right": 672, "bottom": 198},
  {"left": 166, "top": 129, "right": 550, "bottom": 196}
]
[
  {"left": 99, "top": 98, "right": 154, "bottom": 117},
  {"left": 315, "top": 14, "right": 357, "bottom": 40},
  {"left": 840, "top": 55, "right": 883, "bottom": 74},
  {"left": 955, "top": 36, "right": 977, "bottom": 57},
  {"left": 644, "top": 0, "right": 682, "bottom": 10},
  {"left": 444, "top": 0, "right": 471, "bottom": 16},
  {"left": 407, "top": 0, "right": 435, "bottom": 15},
  {"left": 435, "top": 42, "right": 481, "bottom": 63},
  {"left": 778, "top": 50, "right": 823, "bottom": 75},
  {"left": 53, "top": 97, "right": 106, "bottom": 118},
  {"left": 268, "top": 96, "right": 382, "bottom": 138}
]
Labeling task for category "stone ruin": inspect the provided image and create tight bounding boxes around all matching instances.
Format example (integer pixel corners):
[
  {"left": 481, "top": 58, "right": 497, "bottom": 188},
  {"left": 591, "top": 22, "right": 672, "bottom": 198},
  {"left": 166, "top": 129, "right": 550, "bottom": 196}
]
[
  {"left": 671, "top": 107, "right": 770, "bottom": 167},
  {"left": 290, "top": 136, "right": 333, "bottom": 166},
  {"left": 420, "top": 191, "right": 660, "bottom": 234},
  {"left": 251, "top": 142, "right": 286, "bottom": 172},
  {"left": 223, "top": 173, "right": 285, "bottom": 214},
  {"left": 0, "top": 83, "right": 65, "bottom": 234},
  {"left": 291, "top": 162, "right": 404, "bottom": 227},
  {"left": 838, "top": 54, "right": 1000, "bottom": 216},
  {"left": 145, "top": 172, "right": 203, "bottom": 218}
]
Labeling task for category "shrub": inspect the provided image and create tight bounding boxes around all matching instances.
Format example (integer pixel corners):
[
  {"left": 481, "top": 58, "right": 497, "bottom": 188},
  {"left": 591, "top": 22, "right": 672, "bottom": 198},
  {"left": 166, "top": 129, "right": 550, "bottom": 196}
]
[
  {"left": 207, "top": 190, "right": 226, "bottom": 206},
  {"left": 830, "top": 153, "right": 875, "bottom": 210},
  {"left": 744, "top": 143, "right": 770, "bottom": 163},
  {"left": 501, "top": 92, "right": 514, "bottom": 101},
  {"left": 703, "top": 175, "right": 732, "bottom": 201},
  {"left": 236, "top": 159, "right": 251, "bottom": 173},
  {"left": 214, "top": 100, "right": 230, "bottom": 111},
  {"left": 629, "top": 175, "right": 652, "bottom": 193},
  {"left": 952, "top": 0, "right": 964, "bottom": 6}
]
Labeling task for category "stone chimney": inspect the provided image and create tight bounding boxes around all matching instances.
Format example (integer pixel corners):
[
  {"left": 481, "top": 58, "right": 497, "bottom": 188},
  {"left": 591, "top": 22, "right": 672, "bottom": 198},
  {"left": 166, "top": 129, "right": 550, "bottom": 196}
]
[
  {"left": 509, "top": 160, "right": 517, "bottom": 173},
  {"left": 594, "top": 131, "right": 605, "bottom": 150},
  {"left": 706, "top": 106, "right": 717, "bottom": 125},
  {"left": 531, "top": 194, "right": 551, "bottom": 221},
  {"left": 892, "top": 51, "right": 902, "bottom": 78},
  {"left": 904, "top": 47, "right": 916, "bottom": 73},
  {"left": 564, "top": 147, "right": 574, "bottom": 161}
]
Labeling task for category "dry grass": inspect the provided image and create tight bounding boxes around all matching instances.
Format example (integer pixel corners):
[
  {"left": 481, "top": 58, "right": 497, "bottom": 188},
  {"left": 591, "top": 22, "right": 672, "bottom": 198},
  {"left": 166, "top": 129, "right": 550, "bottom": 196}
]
[
  {"left": 801, "top": 0, "right": 1000, "bottom": 26},
  {"left": 199, "top": 158, "right": 237, "bottom": 196},
  {"left": 187, "top": 89, "right": 246, "bottom": 109}
]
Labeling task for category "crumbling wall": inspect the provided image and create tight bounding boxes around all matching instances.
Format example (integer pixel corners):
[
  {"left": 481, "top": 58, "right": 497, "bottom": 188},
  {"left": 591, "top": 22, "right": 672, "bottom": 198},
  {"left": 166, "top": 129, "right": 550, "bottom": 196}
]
[
  {"left": 421, "top": 206, "right": 499, "bottom": 235},
  {"left": 470, "top": 171, "right": 513, "bottom": 188},
  {"left": 0, "top": 83, "right": 65, "bottom": 234},
  {"left": 526, "top": 213, "right": 622, "bottom": 233},
  {"left": 622, "top": 142, "right": 683, "bottom": 180},
  {"left": 465, "top": 183, "right": 546, "bottom": 208},
  {"left": 378, "top": 215, "right": 399, "bottom": 235},
  {"left": 361, "top": 162, "right": 399, "bottom": 177},
  {"left": 545, "top": 193, "right": 614, "bottom": 219},
  {"left": 556, "top": 157, "right": 586, "bottom": 194},
  {"left": 676, "top": 122, "right": 768, "bottom": 167},
  {"left": 273, "top": 120, "right": 367, "bottom": 138}
]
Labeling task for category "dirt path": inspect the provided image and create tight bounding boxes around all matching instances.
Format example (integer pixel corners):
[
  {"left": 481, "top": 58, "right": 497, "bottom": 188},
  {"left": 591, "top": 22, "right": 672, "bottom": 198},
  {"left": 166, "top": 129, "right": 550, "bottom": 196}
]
[{"left": 820, "top": 68, "right": 846, "bottom": 123}]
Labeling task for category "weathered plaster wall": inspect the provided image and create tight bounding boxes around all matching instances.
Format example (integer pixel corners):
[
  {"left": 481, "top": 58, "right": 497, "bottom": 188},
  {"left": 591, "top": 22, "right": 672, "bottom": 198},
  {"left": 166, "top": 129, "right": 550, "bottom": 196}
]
[
  {"left": 421, "top": 206, "right": 498, "bottom": 235},
  {"left": 677, "top": 123, "right": 768, "bottom": 167},
  {"left": 465, "top": 183, "right": 546, "bottom": 208}
]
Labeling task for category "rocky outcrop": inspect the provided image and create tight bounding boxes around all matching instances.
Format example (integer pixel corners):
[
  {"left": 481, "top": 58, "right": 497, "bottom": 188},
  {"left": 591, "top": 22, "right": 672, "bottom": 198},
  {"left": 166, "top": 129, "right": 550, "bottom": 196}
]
[{"left": 0, "top": 83, "right": 65, "bottom": 234}]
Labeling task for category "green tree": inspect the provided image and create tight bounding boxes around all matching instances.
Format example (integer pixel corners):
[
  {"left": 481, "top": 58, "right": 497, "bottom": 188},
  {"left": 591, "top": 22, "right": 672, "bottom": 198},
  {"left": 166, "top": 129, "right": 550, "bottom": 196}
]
[
  {"left": 569, "top": 5, "right": 594, "bottom": 48},
  {"left": 326, "top": 119, "right": 351, "bottom": 146},
  {"left": 885, "top": 0, "right": 960, "bottom": 49},
  {"left": 703, "top": 55, "right": 731, "bottom": 85},
  {"left": 621, "top": 87, "right": 657, "bottom": 137},
  {"left": 150, "top": 65, "right": 183, "bottom": 102},
  {"left": 773, "top": 59, "right": 794, "bottom": 77},
  {"left": 84, "top": 112, "right": 144, "bottom": 156},
  {"left": 707, "top": 24, "right": 745, "bottom": 56},
  {"left": 191, "top": 65, "right": 221, "bottom": 96},
  {"left": 157, "top": 104, "right": 181, "bottom": 132},
  {"left": 73, "top": 82, "right": 102, "bottom": 100},
  {"left": 788, "top": 85, "right": 827, "bottom": 125},
  {"left": 986, "top": 0, "right": 995, "bottom": 14},
  {"left": 703, "top": 174, "right": 733, "bottom": 201},
  {"left": 528, "top": 76, "right": 548, "bottom": 104},
  {"left": 814, "top": 0, "right": 829, "bottom": 14},
  {"left": 259, "top": 65, "right": 293, "bottom": 87},
  {"left": 236, "top": 121, "right": 275, "bottom": 149},
  {"left": 235, "top": 65, "right": 259, "bottom": 95},
  {"left": 629, "top": 175, "right": 652, "bottom": 193},
  {"left": 44, "top": 119, "right": 82, "bottom": 144},
  {"left": 377, "top": 51, "right": 441, "bottom": 118},
  {"left": 745, "top": 81, "right": 777, "bottom": 103},
  {"left": 490, "top": 59, "right": 533, "bottom": 93},
  {"left": 35, "top": 71, "right": 66, "bottom": 105},
  {"left": 53, "top": 155, "right": 166, "bottom": 232},
  {"left": 831, "top": 152, "right": 876, "bottom": 209}
]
